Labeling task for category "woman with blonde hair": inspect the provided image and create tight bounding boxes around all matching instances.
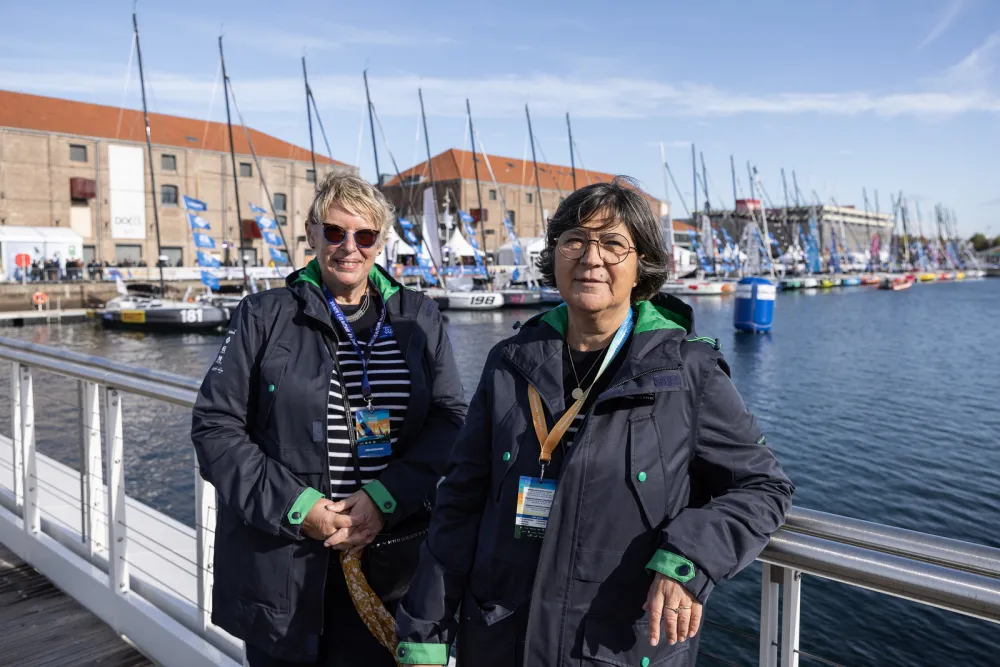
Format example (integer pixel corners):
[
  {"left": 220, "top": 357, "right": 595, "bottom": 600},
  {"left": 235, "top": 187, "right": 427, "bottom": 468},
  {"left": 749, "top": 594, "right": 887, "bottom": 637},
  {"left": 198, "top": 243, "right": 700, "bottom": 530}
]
[{"left": 192, "top": 172, "right": 467, "bottom": 666}]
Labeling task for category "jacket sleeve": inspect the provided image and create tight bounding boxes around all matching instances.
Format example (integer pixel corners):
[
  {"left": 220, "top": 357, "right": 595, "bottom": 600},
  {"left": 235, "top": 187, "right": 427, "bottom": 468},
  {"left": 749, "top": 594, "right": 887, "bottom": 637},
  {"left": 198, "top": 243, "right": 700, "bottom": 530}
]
[
  {"left": 648, "top": 355, "right": 794, "bottom": 603},
  {"left": 393, "top": 346, "right": 496, "bottom": 663},
  {"left": 364, "top": 299, "right": 468, "bottom": 530},
  {"left": 191, "top": 298, "right": 317, "bottom": 541}
]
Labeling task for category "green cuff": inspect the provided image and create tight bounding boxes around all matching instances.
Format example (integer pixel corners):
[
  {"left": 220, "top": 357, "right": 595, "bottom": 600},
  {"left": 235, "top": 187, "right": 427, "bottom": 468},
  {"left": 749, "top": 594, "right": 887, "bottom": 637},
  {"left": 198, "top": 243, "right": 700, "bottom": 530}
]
[
  {"left": 646, "top": 550, "right": 696, "bottom": 583},
  {"left": 287, "top": 487, "right": 324, "bottom": 525},
  {"left": 362, "top": 480, "right": 397, "bottom": 514},
  {"left": 396, "top": 642, "right": 448, "bottom": 665}
]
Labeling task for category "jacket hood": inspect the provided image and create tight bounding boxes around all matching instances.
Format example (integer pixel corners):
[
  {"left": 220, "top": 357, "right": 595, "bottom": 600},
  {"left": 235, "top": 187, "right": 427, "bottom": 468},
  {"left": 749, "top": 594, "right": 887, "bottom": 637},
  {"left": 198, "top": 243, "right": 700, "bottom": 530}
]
[{"left": 288, "top": 258, "right": 402, "bottom": 304}]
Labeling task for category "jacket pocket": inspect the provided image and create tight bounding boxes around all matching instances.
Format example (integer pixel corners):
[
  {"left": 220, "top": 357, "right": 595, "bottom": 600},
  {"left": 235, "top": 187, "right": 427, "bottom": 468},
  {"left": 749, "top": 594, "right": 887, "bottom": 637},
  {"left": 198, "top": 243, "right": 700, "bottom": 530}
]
[
  {"left": 457, "top": 591, "right": 525, "bottom": 667},
  {"left": 581, "top": 616, "right": 691, "bottom": 667},
  {"left": 256, "top": 341, "right": 293, "bottom": 430},
  {"left": 627, "top": 416, "right": 667, "bottom": 529}
]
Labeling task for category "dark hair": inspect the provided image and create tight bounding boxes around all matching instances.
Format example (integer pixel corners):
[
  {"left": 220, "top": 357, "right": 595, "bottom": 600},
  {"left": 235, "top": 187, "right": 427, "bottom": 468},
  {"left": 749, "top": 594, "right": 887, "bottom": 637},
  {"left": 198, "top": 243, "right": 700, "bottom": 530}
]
[{"left": 536, "top": 176, "right": 669, "bottom": 301}]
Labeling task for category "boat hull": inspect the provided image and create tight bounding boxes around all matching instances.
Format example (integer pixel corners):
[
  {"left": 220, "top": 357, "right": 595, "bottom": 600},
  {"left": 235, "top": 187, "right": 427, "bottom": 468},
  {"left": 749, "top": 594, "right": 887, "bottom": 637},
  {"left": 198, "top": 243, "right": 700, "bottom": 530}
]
[
  {"left": 500, "top": 290, "right": 543, "bottom": 307},
  {"left": 446, "top": 292, "right": 505, "bottom": 310},
  {"left": 99, "top": 304, "right": 228, "bottom": 332}
]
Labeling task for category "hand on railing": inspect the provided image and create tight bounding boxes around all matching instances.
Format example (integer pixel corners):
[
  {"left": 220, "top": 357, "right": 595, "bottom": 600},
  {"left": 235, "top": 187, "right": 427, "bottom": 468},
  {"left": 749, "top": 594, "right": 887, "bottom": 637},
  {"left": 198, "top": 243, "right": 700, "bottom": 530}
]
[{"left": 301, "top": 498, "right": 354, "bottom": 542}]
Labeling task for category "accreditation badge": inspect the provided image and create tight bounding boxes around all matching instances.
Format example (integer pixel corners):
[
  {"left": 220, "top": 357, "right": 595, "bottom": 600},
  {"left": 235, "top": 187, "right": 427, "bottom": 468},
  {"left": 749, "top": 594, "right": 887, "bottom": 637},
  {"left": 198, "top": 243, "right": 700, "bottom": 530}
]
[
  {"left": 515, "top": 476, "right": 558, "bottom": 539},
  {"left": 354, "top": 407, "right": 392, "bottom": 458}
]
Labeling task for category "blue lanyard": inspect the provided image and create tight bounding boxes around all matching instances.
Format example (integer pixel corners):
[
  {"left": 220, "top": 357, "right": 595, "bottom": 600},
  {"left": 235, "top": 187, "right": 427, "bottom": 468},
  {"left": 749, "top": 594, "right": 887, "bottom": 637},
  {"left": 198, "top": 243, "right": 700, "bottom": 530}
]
[{"left": 323, "top": 284, "right": 387, "bottom": 409}]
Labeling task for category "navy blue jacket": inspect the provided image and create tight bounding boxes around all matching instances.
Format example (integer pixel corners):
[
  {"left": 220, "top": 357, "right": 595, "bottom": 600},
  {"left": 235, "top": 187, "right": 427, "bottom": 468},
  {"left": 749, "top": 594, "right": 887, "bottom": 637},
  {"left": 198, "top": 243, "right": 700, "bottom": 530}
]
[
  {"left": 191, "top": 261, "right": 467, "bottom": 661},
  {"left": 395, "top": 295, "right": 793, "bottom": 667}
]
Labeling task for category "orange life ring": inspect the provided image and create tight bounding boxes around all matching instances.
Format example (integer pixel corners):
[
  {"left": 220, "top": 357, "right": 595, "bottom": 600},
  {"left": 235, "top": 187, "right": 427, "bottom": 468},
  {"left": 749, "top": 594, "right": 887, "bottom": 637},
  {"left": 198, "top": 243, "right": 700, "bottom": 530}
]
[{"left": 32, "top": 291, "right": 48, "bottom": 306}]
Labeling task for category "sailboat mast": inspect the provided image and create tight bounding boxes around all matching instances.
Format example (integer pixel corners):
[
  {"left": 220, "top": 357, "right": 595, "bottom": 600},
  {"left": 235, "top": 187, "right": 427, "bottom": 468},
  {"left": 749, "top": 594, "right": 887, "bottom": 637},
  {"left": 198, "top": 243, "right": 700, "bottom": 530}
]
[
  {"left": 219, "top": 36, "right": 249, "bottom": 290},
  {"left": 525, "top": 104, "right": 544, "bottom": 235},
  {"left": 466, "top": 99, "right": 485, "bottom": 230},
  {"left": 566, "top": 113, "right": 577, "bottom": 191},
  {"left": 730, "top": 155, "right": 738, "bottom": 207},
  {"left": 700, "top": 152, "right": 709, "bottom": 212},
  {"left": 792, "top": 171, "right": 802, "bottom": 206},
  {"left": 691, "top": 144, "right": 698, "bottom": 217},
  {"left": 659, "top": 142, "right": 676, "bottom": 277},
  {"left": 418, "top": 88, "right": 436, "bottom": 193},
  {"left": 132, "top": 11, "right": 165, "bottom": 295},
  {"left": 363, "top": 71, "right": 381, "bottom": 185},
  {"left": 302, "top": 57, "right": 318, "bottom": 191}
]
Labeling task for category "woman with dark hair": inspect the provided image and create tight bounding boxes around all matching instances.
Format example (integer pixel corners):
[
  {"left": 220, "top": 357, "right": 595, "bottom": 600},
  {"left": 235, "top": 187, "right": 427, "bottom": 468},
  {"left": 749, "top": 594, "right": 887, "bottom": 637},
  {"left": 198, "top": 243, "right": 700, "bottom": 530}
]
[{"left": 395, "top": 176, "right": 793, "bottom": 666}]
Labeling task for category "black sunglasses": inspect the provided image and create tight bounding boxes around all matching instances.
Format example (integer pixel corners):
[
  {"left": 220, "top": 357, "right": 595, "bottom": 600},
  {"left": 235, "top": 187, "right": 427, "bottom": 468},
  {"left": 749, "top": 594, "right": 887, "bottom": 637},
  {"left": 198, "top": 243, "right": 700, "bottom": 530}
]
[{"left": 320, "top": 224, "right": 380, "bottom": 248}]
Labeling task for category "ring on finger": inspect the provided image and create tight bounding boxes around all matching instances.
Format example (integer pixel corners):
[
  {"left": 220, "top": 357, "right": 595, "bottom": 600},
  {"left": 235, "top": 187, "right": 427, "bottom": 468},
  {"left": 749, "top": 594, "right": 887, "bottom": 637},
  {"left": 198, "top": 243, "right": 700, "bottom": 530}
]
[
  {"left": 678, "top": 605, "right": 692, "bottom": 610},
  {"left": 664, "top": 607, "right": 679, "bottom": 614}
]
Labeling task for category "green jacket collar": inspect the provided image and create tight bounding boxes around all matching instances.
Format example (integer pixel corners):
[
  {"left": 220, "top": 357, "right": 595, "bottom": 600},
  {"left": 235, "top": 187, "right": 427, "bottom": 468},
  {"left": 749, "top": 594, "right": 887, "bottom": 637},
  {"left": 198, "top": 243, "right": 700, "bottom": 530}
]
[
  {"left": 538, "top": 295, "right": 692, "bottom": 337},
  {"left": 291, "top": 259, "right": 401, "bottom": 303}
]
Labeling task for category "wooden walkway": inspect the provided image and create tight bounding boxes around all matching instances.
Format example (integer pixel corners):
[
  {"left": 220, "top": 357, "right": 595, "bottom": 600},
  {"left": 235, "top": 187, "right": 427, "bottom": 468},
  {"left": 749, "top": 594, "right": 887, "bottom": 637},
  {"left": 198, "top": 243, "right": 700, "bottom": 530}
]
[{"left": 0, "top": 545, "right": 153, "bottom": 667}]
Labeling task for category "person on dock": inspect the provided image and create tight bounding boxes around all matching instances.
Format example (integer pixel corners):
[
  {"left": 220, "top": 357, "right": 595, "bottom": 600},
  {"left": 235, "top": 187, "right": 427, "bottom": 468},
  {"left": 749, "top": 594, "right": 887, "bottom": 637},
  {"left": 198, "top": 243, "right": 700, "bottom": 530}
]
[
  {"left": 191, "top": 173, "right": 467, "bottom": 667},
  {"left": 395, "top": 176, "right": 794, "bottom": 667}
]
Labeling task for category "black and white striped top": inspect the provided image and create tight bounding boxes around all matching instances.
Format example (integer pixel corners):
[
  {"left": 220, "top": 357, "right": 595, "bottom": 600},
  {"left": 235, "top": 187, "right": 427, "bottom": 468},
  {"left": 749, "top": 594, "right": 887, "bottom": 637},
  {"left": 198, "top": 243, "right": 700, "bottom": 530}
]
[{"left": 327, "top": 301, "right": 410, "bottom": 500}]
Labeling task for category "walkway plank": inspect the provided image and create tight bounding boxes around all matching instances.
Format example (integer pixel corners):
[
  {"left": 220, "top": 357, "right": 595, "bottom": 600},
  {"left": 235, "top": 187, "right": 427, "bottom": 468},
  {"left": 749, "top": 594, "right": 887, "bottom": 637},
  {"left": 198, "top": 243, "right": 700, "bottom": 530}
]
[{"left": 0, "top": 545, "right": 153, "bottom": 667}]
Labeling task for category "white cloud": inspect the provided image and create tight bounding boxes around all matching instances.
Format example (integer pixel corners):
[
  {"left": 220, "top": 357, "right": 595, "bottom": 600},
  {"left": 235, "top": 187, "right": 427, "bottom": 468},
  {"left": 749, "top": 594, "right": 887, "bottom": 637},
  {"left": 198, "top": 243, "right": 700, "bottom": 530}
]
[
  {"left": 4, "top": 65, "right": 1000, "bottom": 120},
  {"left": 933, "top": 31, "right": 1000, "bottom": 89},
  {"left": 919, "top": 0, "right": 965, "bottom": 50}
]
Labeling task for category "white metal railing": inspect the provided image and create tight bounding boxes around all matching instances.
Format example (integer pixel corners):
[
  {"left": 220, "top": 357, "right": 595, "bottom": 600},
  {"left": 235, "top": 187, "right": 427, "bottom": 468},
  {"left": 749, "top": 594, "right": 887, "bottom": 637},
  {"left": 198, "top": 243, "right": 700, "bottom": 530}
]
[{"left": 0, "top": 337, "right": 999, "bottom": 667}]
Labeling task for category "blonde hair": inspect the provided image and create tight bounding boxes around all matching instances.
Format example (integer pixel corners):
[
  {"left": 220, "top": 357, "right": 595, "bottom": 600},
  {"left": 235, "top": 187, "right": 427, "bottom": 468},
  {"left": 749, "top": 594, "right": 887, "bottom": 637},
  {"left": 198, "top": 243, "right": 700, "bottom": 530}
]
[{"left": 307, "top": 172, "right": 394, "bottom": 236}]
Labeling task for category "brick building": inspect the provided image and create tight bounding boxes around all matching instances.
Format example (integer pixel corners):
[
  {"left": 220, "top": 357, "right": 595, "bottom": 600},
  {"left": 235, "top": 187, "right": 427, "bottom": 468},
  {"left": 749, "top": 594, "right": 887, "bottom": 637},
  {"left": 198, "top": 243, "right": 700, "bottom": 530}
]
[
  {"left": 0, "top": 90, "right": 354, "bottom": 268},
  {"left": 380, "top": 149, "right": 664, "bottom": 258}
]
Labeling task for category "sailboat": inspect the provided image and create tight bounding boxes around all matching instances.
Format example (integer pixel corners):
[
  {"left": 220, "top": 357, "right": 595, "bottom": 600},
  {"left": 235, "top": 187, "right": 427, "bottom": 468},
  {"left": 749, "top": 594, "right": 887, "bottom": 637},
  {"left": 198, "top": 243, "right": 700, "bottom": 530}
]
[{"left": 98, "top": 10, "right": 228, "bottom": 332}]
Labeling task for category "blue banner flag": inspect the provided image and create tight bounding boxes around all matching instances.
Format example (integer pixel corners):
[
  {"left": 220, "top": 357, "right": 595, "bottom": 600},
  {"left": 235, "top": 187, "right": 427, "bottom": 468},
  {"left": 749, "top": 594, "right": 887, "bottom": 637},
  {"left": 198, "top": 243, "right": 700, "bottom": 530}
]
[
  {"left": 183, "top": 195, "right": 207, "bottom": 211},
  {"left": 398, "top": 218, "right": 420, "bottom": 246},
  {"left": 262, "top": 231, "right": 284, "bottom": 247},
  {"left": 504, "top": 217, "right": 523, "bottom": 266},
  {"left": 255, "top": 216, "right": 277, "bottom": 231},
  {"left": 193, "top": 233, "right": 216, "bottom": 249},
  {"left": 269, "top": 247, "right": 290, "bottom": 264},
  {"left": 200, "top": 271, "right": 220, "bottom": 290},
  {"left": 459, "top": 210, "right": 487, "bottom": 275},
  {"left": 197, "top": 251, "right": 221, "bottom": 268},
  {"left": 459, "top": 211, "right": 475, "bottom": 224},
  {"left": 187, "top": 212, "right": 211, "bottom": 230},
  {"left": 249, "top": 202, "right": 268, "bottom": 215}
]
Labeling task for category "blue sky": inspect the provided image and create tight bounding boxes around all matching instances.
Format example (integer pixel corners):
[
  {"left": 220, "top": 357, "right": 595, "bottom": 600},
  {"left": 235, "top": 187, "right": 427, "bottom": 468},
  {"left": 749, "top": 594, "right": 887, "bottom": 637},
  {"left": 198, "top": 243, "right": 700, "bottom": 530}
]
[{"left": 2, "top": 0, "right": 999, "bottom": 235}]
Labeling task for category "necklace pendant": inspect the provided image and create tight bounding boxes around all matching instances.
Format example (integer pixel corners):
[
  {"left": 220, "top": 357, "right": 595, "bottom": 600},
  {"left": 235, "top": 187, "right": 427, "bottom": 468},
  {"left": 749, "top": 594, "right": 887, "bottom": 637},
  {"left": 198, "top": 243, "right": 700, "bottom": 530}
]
[{"left": 571, "top": 387, "right": 584, "bottom": 401}]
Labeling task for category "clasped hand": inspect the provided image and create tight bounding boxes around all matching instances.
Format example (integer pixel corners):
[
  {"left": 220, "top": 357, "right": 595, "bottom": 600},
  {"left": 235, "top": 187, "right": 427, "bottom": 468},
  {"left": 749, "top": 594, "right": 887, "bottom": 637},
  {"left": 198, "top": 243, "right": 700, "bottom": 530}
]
[{"left": 301, "top": 491, "right": 385, "bottom": 555}]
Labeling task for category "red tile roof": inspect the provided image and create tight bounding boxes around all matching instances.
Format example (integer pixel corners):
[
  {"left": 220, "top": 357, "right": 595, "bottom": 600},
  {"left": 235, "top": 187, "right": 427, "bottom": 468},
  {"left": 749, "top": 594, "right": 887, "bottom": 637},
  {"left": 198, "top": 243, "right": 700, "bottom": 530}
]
[
  {"left": 0, "top": 89, "right": 347, "bottom": 166},
  {"left": 383, "top": 148, "right": 660, "bottom": 205}
]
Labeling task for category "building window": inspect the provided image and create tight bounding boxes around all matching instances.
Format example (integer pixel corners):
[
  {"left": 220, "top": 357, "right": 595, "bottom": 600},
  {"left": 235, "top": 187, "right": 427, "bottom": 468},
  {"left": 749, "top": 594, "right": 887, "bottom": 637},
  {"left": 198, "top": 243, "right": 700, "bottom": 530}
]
[
  {"left": 306, "top": 169, "right": 316, "bottom": 183},
  {"left": 273, "top": 193, "right": 287, "bottom": 212},
  {"left": 526, "top": 193, "right": 533, "bottom": 204},
  {"left": 489, "top": 189, "right": 497, "bottom": 201},
  {"left": 115, "top": 244, "right": 142, "bottom": 264},
  {"left": 277, "top": 215, "right": 288, "bottom": 226},
  {"left": 161, "top": 247, "right": 183, "bottom": 267},
  {"left": 161, "top": 154, "right": 177, "bottom": 171},
  {"left": 70, "top": 144, "right": 88, "bottom": 162},
  {"left": 507, "top": 210, "right": 515, "bottom": 225},
  {"left": 83, "top": 245, "right": 96, "bottom": 264},
  {"left": 161, "top": 185, "right": 179, "bottom": 206},
  {"left": 239, "top": 162, "right": 253, "bottom": 178}
]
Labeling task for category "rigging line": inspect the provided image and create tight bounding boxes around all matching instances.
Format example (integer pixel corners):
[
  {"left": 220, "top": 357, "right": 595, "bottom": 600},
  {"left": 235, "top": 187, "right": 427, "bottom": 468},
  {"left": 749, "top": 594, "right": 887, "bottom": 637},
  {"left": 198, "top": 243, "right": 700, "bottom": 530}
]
[
  {"left": 521, "top": 128, "right": 529, "bottom": 190},
  {"left": 532, "top": 135, "right": 564, "bottom": 197},
  {"left": 227, "top": 81, "right": 297, "bottom": 270},
  {"left": 307, "top": 90, "right": 334, "bottom": 159},
  {"left": 571, "top": 137, "right": 592, "bottom": 185},
  {"left": 370, "top": 101, "right": 418, "bottom": 215},
  {"left": 663, "top": 161, "right": 691, "bottom": 218},
  {"left": 199, "top": 61, "right": 223, "bottom": 156},
  {"left": 114, "top": 32, "right": 138, "bottom": 140},
  {"left": 473, "top": 129, "right": 516, "bottom": 239}
]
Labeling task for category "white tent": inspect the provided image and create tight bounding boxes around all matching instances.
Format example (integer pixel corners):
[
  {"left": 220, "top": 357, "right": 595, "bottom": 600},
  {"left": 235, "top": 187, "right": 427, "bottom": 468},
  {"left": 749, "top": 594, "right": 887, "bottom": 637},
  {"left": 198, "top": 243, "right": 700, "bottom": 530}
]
[
  {"left": 444, "top": 229, "right": 479, "bottom": 258},
  {"left": 0, "top": 227, "right": 84, "bottom": 280},
  {"left": 497, "top": 237, "right": 543, "bottom": 266},
  {"left": 386, "top": 227, "right": 415, "bottom": 257}
]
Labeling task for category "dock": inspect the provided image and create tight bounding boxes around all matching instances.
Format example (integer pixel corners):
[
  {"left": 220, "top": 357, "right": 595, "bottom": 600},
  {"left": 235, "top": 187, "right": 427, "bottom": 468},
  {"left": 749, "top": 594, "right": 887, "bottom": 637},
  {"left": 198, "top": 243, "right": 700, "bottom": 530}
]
[
  {"left": 0, "top": 544, "right": 151, "bottom": 666},
  {"left": 0, "top": 308, "right": 91, "bottom": 327}
]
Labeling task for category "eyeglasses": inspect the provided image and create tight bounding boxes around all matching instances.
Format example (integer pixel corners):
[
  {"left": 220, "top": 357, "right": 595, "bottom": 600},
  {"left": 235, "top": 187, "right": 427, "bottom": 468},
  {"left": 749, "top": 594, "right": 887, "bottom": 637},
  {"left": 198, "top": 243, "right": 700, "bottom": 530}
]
[
  {"left": 557, "top": 231, "right": 635, "bottom": 264},
  {"left": 319, "top": 224, "right": 380, "bottom": 249}
]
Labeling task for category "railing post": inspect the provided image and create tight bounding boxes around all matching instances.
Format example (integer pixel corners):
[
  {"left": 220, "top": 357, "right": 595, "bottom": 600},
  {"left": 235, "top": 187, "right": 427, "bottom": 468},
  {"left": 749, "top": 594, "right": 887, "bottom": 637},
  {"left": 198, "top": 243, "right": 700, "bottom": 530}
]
[
  {"left": 104, "top": 387, "right": 129, "bottom": 595},
  {"left": 780, "top": 569, "right": 802, "bottom": 667},
  {"left": 20, "top": 364, "right": 39, "bottom": 534},
  {"left": 10, "top": 361, "right": 22, "bottom": 513},
  {"left": 759, "top": 563, "right": 780, "bottom": 667},
  {"left": 81, "top": 380, "right": 104, "bottom": 562},
  {"left": 195, "top": 472, "right": 216, "bottom": 631}
]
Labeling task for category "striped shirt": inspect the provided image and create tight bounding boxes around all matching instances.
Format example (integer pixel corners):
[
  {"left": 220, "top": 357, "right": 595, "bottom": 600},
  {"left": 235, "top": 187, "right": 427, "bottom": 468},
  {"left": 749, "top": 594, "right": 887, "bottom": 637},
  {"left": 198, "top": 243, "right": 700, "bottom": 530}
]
[{"left": 327, "top": 301, "right": 410, "bottom": 500}]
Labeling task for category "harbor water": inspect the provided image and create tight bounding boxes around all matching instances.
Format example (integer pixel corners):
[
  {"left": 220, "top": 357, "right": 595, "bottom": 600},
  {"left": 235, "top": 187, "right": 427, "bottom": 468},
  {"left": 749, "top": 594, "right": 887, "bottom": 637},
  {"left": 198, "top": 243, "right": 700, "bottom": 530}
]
[{"left": 0, "top": 280, "right": 997, "bottom": 666}]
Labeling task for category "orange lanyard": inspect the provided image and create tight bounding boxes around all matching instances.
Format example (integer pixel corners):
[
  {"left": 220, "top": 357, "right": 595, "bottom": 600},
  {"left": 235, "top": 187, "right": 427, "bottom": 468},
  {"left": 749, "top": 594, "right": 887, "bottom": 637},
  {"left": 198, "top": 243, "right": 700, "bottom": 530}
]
[{"left": 527, "top": 308, "right": 633, "bottom": 478}]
